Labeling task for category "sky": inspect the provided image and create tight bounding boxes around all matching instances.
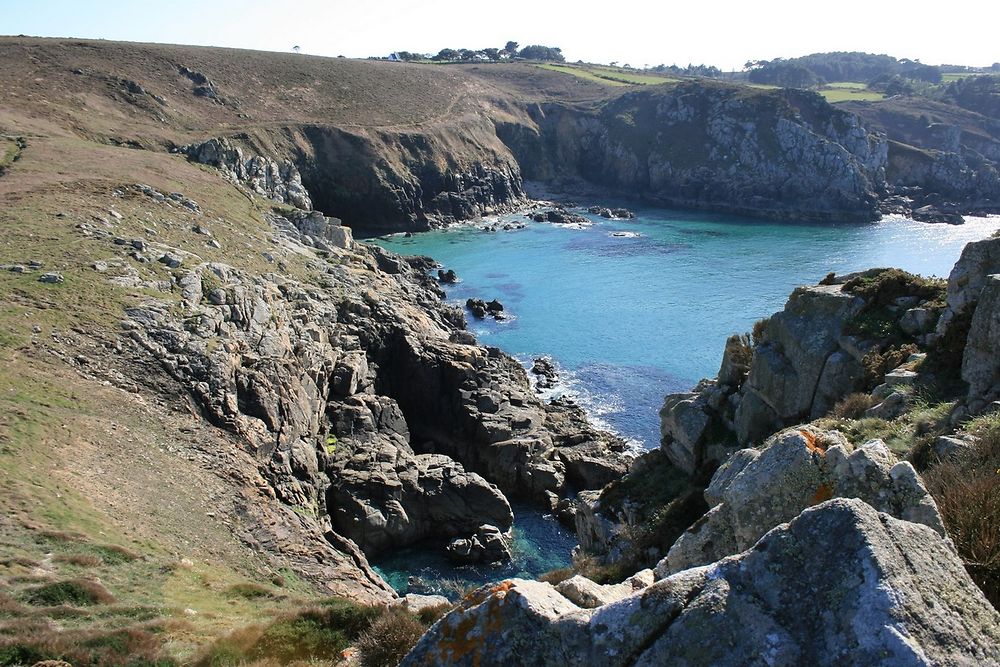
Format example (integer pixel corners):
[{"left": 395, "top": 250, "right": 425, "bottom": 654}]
[{"left": 2, "top": 0, "right": 998, "bottom": 70}]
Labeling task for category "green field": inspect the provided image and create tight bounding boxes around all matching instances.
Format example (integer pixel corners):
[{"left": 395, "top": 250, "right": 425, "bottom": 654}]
[
  {"left": 819, "top": 82, "right": 885, "bottom": 103},
  {"left": 535, "top": 63, "right": 678, "bottom": 87}
]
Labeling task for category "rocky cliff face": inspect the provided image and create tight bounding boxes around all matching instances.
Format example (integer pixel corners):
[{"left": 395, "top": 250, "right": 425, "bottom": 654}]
[
  {"left": 844, "top": 98, "right": 1000, "bottom": 218},
  {"left": 123, "top": 198, "right": 630, "bottom": 573},
  {"left": 184, "top": 119, "right": 528, "bottom": 236},
  {"left": 499, "top": 82, "right": 888, "bottom": 222},
  {"left": 659, "top": 268, "right": 948, "bottom": 477}
]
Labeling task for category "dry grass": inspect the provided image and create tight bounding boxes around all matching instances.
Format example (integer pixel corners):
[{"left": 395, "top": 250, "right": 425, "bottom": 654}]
[
  {"left": 832, "top": 393, "right": 877, "bottom": 419},
  {"left": 922, "top": 415, "right": 1000, "bottom": 608},
  {"left": 356, "top": 608, "right": 429, "bottom": 667}
]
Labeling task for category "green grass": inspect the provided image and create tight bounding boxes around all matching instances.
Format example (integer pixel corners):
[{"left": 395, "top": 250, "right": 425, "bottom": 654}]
[
  {"left": 819, "top": 84, "right": 885, "bottom": 103},
  {"left": 0, "top": 140, "right": 19, "bottom": 171},
  {"left": 534, "top": 63, "right": 679, "bottom": 87}
]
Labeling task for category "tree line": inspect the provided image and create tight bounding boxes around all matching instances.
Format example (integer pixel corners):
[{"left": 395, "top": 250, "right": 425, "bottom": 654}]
[{"left": 390, "top": 41, "right": 565, "bottom": 63}]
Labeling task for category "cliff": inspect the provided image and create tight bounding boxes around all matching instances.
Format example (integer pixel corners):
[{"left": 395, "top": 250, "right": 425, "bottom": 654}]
[{"left": 499, "top": 82, "right": 888, "bottom": 222}]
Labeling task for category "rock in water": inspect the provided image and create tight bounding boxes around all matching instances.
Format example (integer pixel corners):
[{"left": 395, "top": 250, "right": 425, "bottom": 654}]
[{"left": 402, "top": 499, "right": 1000, "bottom": 666}]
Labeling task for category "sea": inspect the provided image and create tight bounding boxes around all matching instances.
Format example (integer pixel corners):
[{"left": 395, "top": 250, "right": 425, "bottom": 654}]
[{"left": 367, "top": 203, "right": 1000, "bottom": 596}]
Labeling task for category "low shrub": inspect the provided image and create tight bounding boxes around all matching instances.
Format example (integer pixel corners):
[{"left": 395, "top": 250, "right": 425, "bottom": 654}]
[
  {"left": 224, "top": 583, "right": 275, "bottom": 600},
  {"left": 537, "top": 567, "right": 574, "bottom": 586},
  {"left": 54, "top": 553, "right": 103, "bottom": 568},
  {"left": 356, "top": 608, "right": 427, "bottom": 667},
  {"left": 23, "top": 579, "right": 115, "bottom": 607},
  {"left": 832, "top": 393, "right": 876, "bottom": 419},
  {"left": 193, "top": 597, "right": 380, "bottom": 666},
  {"left": 0, "top": 624, "right": 172, "bottom": 667},
  {"left": 922, "top": 419, "right": 1000, "bottom": 609}
]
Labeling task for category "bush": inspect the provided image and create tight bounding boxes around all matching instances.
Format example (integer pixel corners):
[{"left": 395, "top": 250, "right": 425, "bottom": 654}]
[
  {"left": 356, "top": 608, "right": 428, "bottom": 667},
  {"left": 922, "top": 420, "right": 1000, "bottom": 609},
  {"left": 224, "top": 583, "right": 275, "bottom": 600},
  {"left": 23, "top": 579, "right": 115, "bottom": 607},
  {"left": 751, "top": 318, "right": 769, "bottom": 346},
  {"left": 193, "top": 597, "right": 381, "bottom": 666},
  {"left": 537, "top": 568, "right": 574, "bottom": 586},
  {"left": 0, "top": 625, "right": 172, "bottom": 667},
  {"left": 832, "top": 393, "right": 876, "bottom": 419}
]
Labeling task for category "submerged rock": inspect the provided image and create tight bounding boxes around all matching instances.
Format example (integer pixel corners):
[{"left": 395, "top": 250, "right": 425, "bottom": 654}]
[{"left": 402, "top": 499, "right": 1000, "bottom": 666}]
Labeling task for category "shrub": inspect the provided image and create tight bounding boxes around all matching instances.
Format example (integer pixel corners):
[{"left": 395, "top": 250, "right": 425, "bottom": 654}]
[
  {"left": 54, "top": 553, "right": 103, "bottom": 568},
  {"left": 193, "top": 597, "right": 380, "bottom": 666},
  {"left": 751, "top": 318, "right": 769, "bottom": 346},
  {"left": 0, "top": 625, "right": 172, "bottom": 667},
  {"left": 922, "top": 421, "right": 1000, "bottom": 609},
  {"left": 537, "top": 567, "right": 575, "bottom": 586},
  {"left": 356, "top": 608, "right": 428, "bottom": 667},
  {"left": 224, "top": 583, "right": 275, "bottom": 600},
  {"left": 23, "top": 579, "right": 115, "bottom": 607},
  {"left": 832, "top": 393, "right": 876, "bottom": 419}
]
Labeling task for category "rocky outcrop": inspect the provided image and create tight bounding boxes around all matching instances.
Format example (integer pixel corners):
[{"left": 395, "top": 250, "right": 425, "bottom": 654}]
[
  {"left": 661, "top": 269, "right": 947, "bottom": 476},
  {"left": 500, "top": 82, "right": 888, "bottom": 222},
  {"left": 122, "top": 196, "right": 629, "bottom": 571},
  {"left": 658, "top": 428, "right": 943, "bottom": 575},
  {"left": 843, "top": 98, "right": 1000, "bottom": 217},
  {"left": 403, "top": 499, "right": 1000, "bottom": 666},
  {"left": 182, "top": 137, "right": 313, "bottom": 210}
]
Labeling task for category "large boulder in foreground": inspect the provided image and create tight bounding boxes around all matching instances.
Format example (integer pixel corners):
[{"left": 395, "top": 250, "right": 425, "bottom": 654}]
[
  {"left": 659, "top": 428, "right": 943, "bottom": 576},
  {"left": 402, "top": 499, "right": 1000, "bottom": 666}
]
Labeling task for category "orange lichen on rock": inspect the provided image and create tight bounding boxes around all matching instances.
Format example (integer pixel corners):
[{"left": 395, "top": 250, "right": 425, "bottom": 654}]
[
  {"left": 800, "top": 429, "right": 827, "bottom": 456},
  {"left": 428, "top": 583, "right": 513, "bottom": 665},
  {"left": 811, "top": 483, "right": 833, "bottom": 505}
]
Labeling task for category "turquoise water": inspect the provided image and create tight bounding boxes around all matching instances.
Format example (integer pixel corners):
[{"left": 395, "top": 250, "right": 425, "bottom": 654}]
[
  {"left": 375, "top": 206, "right": 1000, "bottom": 449},
  {"left": 369, "top": 205, "right": 999, "bottom": 592},
  {"left": 373, "top": 504, "right": 577, "bottom": 599}
]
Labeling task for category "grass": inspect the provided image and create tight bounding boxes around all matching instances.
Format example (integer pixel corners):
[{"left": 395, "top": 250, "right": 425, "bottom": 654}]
[
  {"left": 192, "top": 598, "right": 448, "bottom": 667},
  {"left": 534, "top": 63, "right": 679, "bottom": 87},
  {"left": 819, "top": 87, "right": 886, "bottom": 103}
]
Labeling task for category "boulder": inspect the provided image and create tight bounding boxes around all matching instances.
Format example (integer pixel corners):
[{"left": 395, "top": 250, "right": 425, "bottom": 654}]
[
  {"left": 962, "top": 274, "right": 1000, "bottom": 399},
  {"left": 659, "top": 428, "right": 944, "bottom": 576},
  {"left": 403, "top": 499, "right": 1000, "bottom": 666},
  {"left": 445, "top": 524, "right": 512, "bottom": 564},
  {"left": 328, "top": 445, "right": 513, "bottom": 556}
]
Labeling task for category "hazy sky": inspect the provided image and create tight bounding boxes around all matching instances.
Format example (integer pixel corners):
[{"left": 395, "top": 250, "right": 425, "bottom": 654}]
[{"left": 3, "top": 0, "right": 998, "bottom": 69}]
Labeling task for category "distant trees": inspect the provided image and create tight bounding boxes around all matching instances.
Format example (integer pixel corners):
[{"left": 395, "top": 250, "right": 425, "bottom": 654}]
[
  {"left": 413, "top": 42, "right": 565, "bottom": 63},
  {"left": 744, "top": 52, "right": 942, "bottom": 89},
  {"left": 516, "top": 45, "right": 565, "bottom": 62},
  {"left": 650, "top": 63, "right": 723, "bottom": 78}
]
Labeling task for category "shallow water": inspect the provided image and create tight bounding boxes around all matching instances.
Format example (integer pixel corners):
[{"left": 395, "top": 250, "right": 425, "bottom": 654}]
[
  {"left": 375, "top": 206, "right": 1000, "bottom": 449},
  {"left": 372, "top": 504, "right": 577, "bottom": 599}
]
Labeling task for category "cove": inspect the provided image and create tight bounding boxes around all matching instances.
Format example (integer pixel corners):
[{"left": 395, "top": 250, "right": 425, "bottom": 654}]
[
  {"left": 375, "top": 205, "right": 1000, "bottom": 448},
  {"left": 368, "top": 204, "right": 1000, "bottom": 595}
]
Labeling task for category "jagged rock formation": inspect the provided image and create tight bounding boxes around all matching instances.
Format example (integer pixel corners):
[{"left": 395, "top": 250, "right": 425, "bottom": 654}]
[
  {"left": 183, "top": 137, "right": 313, "bottom": 210},
  {"left": 658, "top": 427, "right": 943, "bottom": 575},
  {"left": 123, "top": 204, "right": 630, "bottom": 567},
  {"left": 403, "top": 499, "right": 1000, "bottom": 666},
  {"left": 661, "top": 269, "right": 947, "bottom": 476},
  {"left": 844, "top": 97, "right": 1000, "bottom": 217},
  {"left": 500, "top": 82, "right": 888, "bottom": 222}
]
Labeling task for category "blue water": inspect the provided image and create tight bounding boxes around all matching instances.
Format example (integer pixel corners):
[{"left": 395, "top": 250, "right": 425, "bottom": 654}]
[
  {"left": 372, "top": 504, "right": 577, "bottom": 599},
  {"left": 375, "top": 206, "right": 1000, "bottom": 449}
]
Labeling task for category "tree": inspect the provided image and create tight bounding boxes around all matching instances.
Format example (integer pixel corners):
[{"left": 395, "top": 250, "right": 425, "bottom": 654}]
[
  {"left": 503, "top": 41, "right": 519, "bottom": 56},
  {"left": 482, "top": 48, "right": 501, "bottom": 61},
  {"left": 517, "top": 45, "right": 565, "bottom": 62},
  {"left": 432, "top": 48, "right": 459, "bottom": 62}
]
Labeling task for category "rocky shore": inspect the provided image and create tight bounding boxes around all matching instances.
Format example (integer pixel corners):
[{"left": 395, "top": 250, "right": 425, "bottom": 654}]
[{"left": 402, "top": 233, "right": 1000, "bottom": 664}]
